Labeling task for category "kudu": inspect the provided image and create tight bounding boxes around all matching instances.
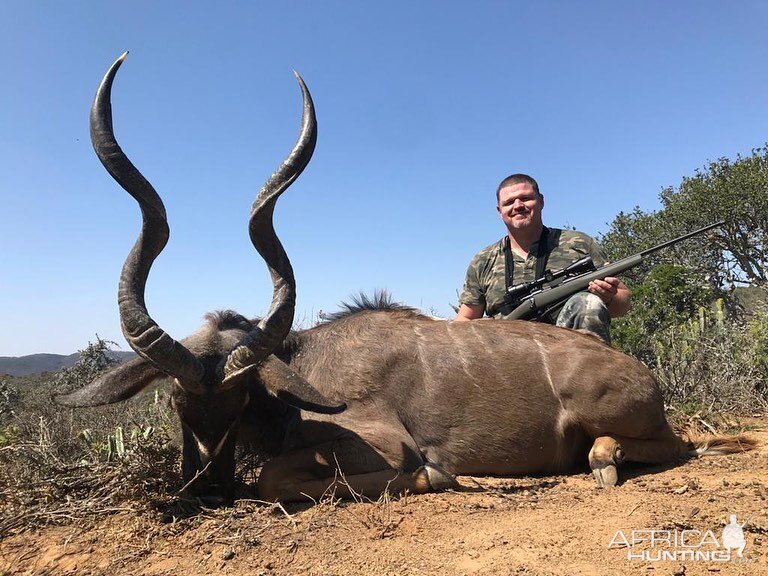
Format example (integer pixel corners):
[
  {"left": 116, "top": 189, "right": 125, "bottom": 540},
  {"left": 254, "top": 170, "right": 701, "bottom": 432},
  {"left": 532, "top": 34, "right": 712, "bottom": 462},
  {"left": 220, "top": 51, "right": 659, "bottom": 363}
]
[{"left": 58, "top": 54, "right": 754, "bottom": 505}]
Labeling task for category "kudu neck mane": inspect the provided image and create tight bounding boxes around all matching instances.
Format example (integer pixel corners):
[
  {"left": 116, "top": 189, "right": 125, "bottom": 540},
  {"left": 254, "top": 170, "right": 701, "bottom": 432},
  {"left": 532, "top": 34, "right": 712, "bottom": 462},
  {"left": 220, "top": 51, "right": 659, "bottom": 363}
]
[
  {"left": 318, "top": 292, "right": 426, "bottom": 324},
  {"left": 203, "top": 292, "right": 428, "bottom": 339}
]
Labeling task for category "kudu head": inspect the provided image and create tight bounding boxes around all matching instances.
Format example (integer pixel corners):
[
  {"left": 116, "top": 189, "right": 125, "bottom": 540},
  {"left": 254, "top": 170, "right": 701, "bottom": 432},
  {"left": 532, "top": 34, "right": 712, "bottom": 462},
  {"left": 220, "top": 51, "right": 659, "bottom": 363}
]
[{"left": 56, "top": 53, "right": 345, "bottom": 507}]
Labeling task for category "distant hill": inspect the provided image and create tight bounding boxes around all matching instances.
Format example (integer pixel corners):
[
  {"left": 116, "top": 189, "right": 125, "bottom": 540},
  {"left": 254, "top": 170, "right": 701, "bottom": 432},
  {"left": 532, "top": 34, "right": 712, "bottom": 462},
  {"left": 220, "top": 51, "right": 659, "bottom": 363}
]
[{"left": 0, "top": 351, "right": 135, "bottom": 376}]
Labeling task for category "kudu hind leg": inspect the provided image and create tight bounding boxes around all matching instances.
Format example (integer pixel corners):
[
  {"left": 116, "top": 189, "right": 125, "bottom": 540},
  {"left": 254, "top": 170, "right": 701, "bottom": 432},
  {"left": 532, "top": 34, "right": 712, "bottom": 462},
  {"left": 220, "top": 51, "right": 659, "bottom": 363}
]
[
  {"left": 589, "top": 436, "right": 623, "bottom": 487},
  {"left": 589, "top": 429, "right": 687, "bottom": 488}
]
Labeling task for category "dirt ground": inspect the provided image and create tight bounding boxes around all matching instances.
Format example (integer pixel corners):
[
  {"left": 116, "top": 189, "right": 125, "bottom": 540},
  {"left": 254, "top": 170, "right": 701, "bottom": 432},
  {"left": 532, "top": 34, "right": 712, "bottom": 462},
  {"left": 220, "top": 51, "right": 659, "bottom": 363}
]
[{"left": 2, "top": 425, "right": 767, "bottom": 576}]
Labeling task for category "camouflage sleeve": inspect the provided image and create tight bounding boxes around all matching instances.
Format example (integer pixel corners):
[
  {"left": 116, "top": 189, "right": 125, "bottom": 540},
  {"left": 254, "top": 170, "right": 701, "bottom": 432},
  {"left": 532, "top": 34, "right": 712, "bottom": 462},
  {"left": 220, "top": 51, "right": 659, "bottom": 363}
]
[
  {"left": 559, "top": 231, "right": 607, "bottom": 269},
  {"left": 586, "top": 236, "right": 608, "bottom": 268},
  {"left": 459, "top": 253, "right": 487, "bottom": 308}
]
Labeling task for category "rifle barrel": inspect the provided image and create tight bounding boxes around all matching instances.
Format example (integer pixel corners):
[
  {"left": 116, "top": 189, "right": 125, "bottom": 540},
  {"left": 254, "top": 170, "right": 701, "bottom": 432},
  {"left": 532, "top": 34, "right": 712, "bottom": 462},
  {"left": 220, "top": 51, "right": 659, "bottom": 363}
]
[{"left": 639, "top": 220, "right": 725, "bottom": 257}]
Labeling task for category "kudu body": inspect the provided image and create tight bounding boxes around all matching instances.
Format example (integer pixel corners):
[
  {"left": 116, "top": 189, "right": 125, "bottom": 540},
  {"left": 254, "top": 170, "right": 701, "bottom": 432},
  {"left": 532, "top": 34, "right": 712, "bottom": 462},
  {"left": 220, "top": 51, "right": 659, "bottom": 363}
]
[{"left": 58, "top": 55, "right": 753, "bottom": 504}]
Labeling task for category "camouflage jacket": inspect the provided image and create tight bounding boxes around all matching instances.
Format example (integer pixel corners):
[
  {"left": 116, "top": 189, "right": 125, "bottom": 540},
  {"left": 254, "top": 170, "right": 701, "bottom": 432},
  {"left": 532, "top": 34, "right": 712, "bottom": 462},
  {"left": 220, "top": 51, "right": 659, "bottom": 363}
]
[{"left": 459, "top": 227, "right": 608, "bottom": 318}]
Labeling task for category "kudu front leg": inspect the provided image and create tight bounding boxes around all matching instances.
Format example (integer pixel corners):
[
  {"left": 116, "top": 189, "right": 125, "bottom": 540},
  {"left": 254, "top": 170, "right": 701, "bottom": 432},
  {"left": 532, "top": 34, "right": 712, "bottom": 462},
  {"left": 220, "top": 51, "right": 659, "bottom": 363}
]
[
  {"left": 258, "top": 440, "right": 458, "bottom": 502},
  {"left": 260, "top": 465, "right": 456, "bottom": 503}
]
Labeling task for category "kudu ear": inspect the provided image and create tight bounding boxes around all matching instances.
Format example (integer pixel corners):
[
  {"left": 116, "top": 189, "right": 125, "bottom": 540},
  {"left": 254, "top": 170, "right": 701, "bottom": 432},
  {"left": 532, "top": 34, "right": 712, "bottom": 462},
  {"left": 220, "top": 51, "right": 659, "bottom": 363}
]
[
  {"left": 55, "top": 356, "right": 166, "bottom": 407},
  {"left": 237, "top": 356, "right": 346, "bottom": 415}
]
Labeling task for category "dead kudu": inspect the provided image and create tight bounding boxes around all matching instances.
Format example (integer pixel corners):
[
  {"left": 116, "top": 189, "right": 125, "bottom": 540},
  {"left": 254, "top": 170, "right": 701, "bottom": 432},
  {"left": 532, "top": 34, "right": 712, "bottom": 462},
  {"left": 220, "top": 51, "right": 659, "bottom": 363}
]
[{"left": 58, "top": 54, "right": 755, "bottom": 506}]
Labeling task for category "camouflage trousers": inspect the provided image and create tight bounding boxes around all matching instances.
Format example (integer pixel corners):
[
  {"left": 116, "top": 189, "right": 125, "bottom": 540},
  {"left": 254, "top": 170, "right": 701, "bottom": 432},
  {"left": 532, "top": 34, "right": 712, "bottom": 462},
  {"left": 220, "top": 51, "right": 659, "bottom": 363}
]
[{"left": 552, "top": 292, "right": 611, "bottom": 344}]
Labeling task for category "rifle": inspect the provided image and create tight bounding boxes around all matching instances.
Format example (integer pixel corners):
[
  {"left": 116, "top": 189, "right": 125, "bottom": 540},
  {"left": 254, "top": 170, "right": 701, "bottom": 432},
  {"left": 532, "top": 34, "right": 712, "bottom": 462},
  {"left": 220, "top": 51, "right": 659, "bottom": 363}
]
[{"left": 500, "top": 221, "right": 725, "bottom": 321}]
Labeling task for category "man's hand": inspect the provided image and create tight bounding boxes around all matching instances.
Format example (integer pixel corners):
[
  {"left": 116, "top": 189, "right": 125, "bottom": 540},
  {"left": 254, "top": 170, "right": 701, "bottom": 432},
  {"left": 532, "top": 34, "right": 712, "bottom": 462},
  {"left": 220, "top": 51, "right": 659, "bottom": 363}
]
[
  {"left": 588, "top": 277, "right": 631, "bottom": 318},
  {"left": 588, "top": 277, "right": 620, "bottom": 304}
]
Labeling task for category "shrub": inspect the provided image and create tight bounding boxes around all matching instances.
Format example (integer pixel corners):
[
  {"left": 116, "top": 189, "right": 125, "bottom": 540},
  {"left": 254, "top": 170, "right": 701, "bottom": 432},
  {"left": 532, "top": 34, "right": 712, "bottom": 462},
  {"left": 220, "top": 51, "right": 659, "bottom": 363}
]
[
  {"left": 642, "top": 306, "right": 767, "bottom": 414},
  {"left": 612, "top": 264, "right": 715, "bottom": 364},
  {"left": 0, "top": 339, "right": 182, "bottom": 536}
]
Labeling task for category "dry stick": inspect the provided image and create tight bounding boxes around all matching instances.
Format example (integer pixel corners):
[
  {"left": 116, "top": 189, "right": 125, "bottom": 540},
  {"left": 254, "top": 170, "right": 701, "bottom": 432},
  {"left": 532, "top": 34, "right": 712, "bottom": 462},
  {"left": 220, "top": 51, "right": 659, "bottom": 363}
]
[
  {"left": 176, "top": 461, "right": 212, "bottom": 495},
  {"left": 252, "top": 499, "right": 297, "bottom": 528},
  {"left": 332, "top": 453, "right": 374, "bottom": 504},
  {"left": 294, "top": 463, "right": 341, "bottom": 505},
  {"left": 697, "top": 417, "right": 718, "bottom": 435},
  {"left": 275, "top": 502, "right": 297, "bottom": 528},
  {"left": 315, "top": 468, "right": 342, "bottom": 505},
  {"left": 299, "top": 491, "right": 319, "bottom": 505}
]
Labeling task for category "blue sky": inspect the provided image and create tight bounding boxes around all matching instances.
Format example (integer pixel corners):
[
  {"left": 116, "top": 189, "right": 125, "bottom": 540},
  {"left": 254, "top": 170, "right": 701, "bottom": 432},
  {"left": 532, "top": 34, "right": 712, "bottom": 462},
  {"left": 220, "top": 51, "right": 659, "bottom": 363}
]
[{"left": 2, "top": 1, "right": 767, "bottom": 356}]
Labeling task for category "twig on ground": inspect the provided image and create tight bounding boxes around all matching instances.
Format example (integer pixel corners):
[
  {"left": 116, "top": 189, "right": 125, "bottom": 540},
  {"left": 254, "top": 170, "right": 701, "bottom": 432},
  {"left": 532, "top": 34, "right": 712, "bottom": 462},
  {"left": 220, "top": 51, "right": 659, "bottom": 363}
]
[{"left": 176, "top": 461, "right": 212, "bottom": 495}]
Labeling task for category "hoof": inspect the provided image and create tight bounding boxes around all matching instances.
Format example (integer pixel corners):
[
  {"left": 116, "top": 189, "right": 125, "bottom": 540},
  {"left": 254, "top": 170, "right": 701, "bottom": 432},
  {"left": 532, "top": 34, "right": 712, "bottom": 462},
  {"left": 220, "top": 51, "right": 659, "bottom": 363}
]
[
  {"left": 591, "top": 462, "right": 618, "bottom": 488},
  {"left": 421, "top": 463, "right": 459, "bottom": 491}
]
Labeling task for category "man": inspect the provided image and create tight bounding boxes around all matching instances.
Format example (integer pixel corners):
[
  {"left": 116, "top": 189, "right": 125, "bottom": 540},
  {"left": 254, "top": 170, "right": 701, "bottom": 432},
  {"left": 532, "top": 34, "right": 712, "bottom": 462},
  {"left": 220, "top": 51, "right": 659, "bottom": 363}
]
[{"left": 454, "top": 174, "right": 630, "bottom": 343}]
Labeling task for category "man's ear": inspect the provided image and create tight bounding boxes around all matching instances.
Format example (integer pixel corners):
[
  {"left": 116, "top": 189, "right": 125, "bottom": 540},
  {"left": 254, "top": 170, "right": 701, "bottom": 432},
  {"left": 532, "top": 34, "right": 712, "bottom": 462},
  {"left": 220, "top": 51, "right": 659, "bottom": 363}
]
[
  {"left": 55, "top": 356, "right": 167, "bottom": 407},
  {"left": 539, "top": 193, "right": 545, "bottom": 209}
]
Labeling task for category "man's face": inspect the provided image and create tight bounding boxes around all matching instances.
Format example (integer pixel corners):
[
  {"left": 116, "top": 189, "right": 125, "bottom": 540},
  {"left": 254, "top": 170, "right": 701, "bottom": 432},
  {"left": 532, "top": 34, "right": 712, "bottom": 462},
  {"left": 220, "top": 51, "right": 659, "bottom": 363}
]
[{"left": 496, "top": 182, "right": 544, "bottom": 232}]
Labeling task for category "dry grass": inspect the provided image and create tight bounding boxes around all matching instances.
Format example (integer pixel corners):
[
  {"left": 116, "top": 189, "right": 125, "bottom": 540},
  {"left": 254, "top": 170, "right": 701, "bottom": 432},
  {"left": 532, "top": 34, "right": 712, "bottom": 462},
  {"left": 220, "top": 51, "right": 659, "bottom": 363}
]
[{"left": 0, "top": 418, "right": 181, "bottom": 537}]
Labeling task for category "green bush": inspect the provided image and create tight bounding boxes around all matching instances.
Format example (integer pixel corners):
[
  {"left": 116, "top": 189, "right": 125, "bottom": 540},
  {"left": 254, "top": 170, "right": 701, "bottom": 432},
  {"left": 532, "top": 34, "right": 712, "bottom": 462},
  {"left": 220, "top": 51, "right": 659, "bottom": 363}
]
[{"left": 612, "top": 264, "right": 715, "bottom": 364}]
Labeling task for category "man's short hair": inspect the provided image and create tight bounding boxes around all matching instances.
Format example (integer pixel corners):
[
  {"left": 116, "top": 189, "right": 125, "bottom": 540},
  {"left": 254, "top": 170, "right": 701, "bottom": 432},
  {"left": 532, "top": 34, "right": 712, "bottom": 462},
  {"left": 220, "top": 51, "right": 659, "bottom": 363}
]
[{"left": 496, "top": 174, "right": 540, "bottom": 202}]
